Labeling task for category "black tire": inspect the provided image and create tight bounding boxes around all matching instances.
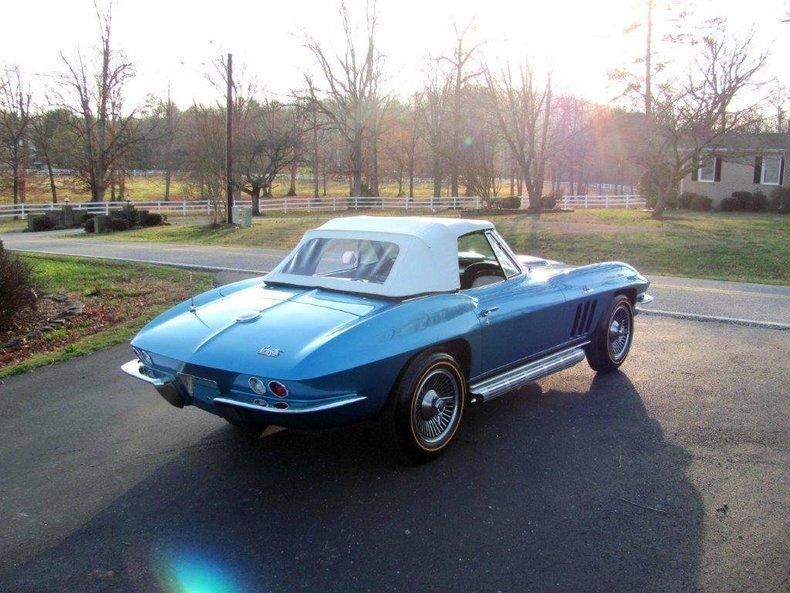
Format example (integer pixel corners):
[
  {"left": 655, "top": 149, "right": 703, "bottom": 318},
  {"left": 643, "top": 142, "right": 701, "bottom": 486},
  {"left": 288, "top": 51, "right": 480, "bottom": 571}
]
[
  {"left": 586, "top": 294, "right": 634, "bottom": 373},
  {"left": 383, "top": 350, "right": 467, "bottom": 463}
]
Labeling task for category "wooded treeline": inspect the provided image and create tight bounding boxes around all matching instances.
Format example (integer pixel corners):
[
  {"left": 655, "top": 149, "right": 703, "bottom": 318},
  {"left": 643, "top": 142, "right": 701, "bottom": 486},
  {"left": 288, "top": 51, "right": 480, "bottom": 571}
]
[{"left": 0, "top": 1, "right": 784, "bottom": 218}]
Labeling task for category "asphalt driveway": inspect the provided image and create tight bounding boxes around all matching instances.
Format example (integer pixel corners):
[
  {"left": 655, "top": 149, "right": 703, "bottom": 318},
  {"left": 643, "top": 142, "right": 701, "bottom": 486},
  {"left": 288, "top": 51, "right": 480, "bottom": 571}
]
[
  {"left": 2, "top": 231, "right": 788, "bottom": 327},
  {"left": 0, "top": 316, "right": 787, "bottom": 593}
]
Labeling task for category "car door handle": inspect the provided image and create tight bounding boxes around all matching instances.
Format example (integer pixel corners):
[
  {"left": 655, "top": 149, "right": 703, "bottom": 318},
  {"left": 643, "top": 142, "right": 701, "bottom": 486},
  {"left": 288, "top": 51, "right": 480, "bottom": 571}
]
[{"left": 479, "top": 307, "right": 500, "bottom": 317}]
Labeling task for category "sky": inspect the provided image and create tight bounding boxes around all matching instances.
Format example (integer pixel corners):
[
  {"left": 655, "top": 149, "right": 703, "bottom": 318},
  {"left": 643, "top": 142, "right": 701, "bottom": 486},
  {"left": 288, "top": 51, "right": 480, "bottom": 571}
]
[{"left": 2, "top": 0, "right": 788, "bottom": 109}]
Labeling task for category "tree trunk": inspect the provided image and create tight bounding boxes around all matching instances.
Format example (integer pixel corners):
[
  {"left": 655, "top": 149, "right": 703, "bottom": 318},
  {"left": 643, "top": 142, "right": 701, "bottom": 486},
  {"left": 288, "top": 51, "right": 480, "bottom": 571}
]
[
  {"left": 312, "top": 117, "right": 319, "bottom": 201},
  {"left": 251, "top": 185, "right": 261, "bottom": 216},
  {"left": 287, "top": 164, "right": 297, "bottom": 196},
  {"left": 371, "top": 131, "right": 379, "bottom": 197},
  {"left": 432, "top": 157, "right": 442, "bottom": 198},
  {"left": 164, "top": 170, "right": 171, "bottom": 201},
  {"left": 408, "top": 154, "right": 415, "bottom": 198},
  {"left": 351, "top": 133, "right": 363, "bottom": 197},
  {"left": 46, "top": 159, "right": 58, "bottom": 203}
]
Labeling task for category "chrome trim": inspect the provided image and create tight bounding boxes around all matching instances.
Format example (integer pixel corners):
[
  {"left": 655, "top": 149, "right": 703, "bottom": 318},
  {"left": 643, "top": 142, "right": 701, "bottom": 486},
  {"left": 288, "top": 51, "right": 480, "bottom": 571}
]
[
  {"left": 470, "top": 343, "right": 588, "bottom": 402},
  {"left": 637, "top": 293, "right": 654, "bottom": 305},
  {"left": 121, "top": 358, "right": 172, "bottom": 387},
  {"left": 212, "top": 394, "right": 366, "bottom": 414}
]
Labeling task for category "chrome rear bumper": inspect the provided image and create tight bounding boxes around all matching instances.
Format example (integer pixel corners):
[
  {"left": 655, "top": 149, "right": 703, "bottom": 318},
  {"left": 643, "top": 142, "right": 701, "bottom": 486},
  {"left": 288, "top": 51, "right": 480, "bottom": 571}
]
[
  {"left": 121, "top": 359, "right": 186, "bottom": 408},
  {"left": 121, "top": 358, "right": 366, "bottom": 415}
]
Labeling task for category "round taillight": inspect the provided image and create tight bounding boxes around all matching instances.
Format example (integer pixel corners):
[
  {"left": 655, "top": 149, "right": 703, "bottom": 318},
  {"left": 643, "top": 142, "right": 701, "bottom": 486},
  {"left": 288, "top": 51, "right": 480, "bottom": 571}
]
[
  {"left": 248, "top": 377, "right": 266, "bottom": 395},
  {"left": 269, "top": 381, "right": 288, "bottom": 398}
]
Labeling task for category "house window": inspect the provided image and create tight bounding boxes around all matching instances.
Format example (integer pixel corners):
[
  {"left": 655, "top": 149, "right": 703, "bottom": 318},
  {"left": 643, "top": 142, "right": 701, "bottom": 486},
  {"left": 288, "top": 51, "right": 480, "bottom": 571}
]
[
  {"left": 761, "top": 155, "right": 782, "bottom": 185},
  {"left": 697, "top": 159, "right": 716, "bottom": 183}
]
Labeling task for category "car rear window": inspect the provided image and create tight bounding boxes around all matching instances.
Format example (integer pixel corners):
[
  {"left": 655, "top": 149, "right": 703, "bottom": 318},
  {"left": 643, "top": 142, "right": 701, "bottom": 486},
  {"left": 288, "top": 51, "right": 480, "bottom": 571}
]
[{"left": 280, "top": 238, "right": 400, "bottom": 284}]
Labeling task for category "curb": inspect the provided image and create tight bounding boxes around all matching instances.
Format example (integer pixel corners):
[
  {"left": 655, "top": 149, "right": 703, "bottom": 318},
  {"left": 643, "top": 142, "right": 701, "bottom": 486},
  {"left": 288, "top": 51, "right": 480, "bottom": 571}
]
[{"left": 637, "top": 307, "right": 789, "bottom": 331}]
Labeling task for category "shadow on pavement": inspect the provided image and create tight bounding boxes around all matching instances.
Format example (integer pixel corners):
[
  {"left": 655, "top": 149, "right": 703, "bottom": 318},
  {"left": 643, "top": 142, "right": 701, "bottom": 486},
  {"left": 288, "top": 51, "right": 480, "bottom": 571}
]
[{"left": 1, "top": 371, "right": 703, "bottom": 593}]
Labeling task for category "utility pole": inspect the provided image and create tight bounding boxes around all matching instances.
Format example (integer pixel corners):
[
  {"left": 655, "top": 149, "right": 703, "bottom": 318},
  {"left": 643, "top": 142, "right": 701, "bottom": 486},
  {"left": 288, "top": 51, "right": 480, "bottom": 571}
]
[
  {"left": 226, "top": 52, "right": 233, "bottom": 225},
  {"left": 645, "top": 0, "right": 653, "bottom": 117}
]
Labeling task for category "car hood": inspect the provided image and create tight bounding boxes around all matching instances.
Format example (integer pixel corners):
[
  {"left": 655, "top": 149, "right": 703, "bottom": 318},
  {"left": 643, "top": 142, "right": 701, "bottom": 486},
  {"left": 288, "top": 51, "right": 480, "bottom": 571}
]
[{"left": 132, "top": 283, "right": 392, "bottom": 376}]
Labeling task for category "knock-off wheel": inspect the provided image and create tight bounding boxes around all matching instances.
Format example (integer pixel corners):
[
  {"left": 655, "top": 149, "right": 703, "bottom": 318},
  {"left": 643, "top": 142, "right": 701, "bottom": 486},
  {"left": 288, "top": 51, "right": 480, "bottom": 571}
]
[
  {"left": 586, "top": 295, "right": 634, "bottom": 373},
  {"left": 384, "top": 351, "right": 466, "bottom": 462}
]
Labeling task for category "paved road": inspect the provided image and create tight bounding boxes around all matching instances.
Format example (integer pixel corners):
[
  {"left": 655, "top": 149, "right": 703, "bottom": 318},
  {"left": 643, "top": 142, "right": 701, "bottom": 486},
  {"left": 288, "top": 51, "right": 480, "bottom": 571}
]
[
  {"left": 3, "top": 231, "right": 789, "bottom": 327},
  {"left": 0, "top": 316, "right": 787, "bottom": 592}
]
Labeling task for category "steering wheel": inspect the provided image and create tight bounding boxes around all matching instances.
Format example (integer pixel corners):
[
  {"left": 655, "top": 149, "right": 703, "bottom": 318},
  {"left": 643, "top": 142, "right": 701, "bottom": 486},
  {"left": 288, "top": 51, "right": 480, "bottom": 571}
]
[{"left": 461, "top": 262, "right": 505, "bottom": 289}]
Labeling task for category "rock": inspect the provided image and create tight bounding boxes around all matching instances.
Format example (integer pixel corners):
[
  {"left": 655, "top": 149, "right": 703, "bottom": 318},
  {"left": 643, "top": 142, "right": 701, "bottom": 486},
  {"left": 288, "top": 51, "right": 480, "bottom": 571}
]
[
  {"left": 51, "top": 319, "right": 67, "bottom": 326},
  {"left": 43, "top": 293, "right": 69, "bottom": 303},
  {"left": 27, "top": 330, "right": 42, "bottom": 339},
  {"left": 62, "top": 303, "right": 84, "bottom": 317},
  {"left": 41, "top": 325, "right": 55, "bottom": 332},
  {"left": 0, "top": 337, "right": 24, "bottom": 351}
]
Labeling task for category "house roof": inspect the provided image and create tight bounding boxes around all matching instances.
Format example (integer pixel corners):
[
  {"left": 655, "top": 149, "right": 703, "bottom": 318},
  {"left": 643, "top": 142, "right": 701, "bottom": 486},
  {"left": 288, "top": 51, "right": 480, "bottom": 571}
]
[
  {"left": 264, "top": 216, "right": 496, "bottom": 298},
  {"left": 712, "top": 132, "right": 790, "bottom": 152}
]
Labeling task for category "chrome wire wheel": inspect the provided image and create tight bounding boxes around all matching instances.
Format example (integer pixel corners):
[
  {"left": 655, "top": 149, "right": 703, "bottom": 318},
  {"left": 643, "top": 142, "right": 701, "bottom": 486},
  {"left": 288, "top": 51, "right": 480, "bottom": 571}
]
[
  {"left": 608, "top": 304, "right": 632, "bottom": 361},
  {"left": 411, "top": 367, "right": 461, "bottom": 448}
]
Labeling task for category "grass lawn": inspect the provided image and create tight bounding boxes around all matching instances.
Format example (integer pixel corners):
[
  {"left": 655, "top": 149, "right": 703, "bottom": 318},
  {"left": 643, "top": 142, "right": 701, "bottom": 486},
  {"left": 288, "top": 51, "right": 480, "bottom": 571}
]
[
  {"left": 80, "top": 208, "right": 790, "bottom": 285},
  {"left": 0, "top": 255, "right": 212, "bottom": 380},
  {"left": 0, "top": 219, "right": 26, "bottom": 233}
]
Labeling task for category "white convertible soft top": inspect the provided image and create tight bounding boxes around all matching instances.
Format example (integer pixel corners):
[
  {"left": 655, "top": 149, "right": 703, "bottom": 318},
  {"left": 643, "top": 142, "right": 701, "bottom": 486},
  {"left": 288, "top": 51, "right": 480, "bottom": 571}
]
[{"left": 265, "top": 216, "right": 495, "bottom": 297}]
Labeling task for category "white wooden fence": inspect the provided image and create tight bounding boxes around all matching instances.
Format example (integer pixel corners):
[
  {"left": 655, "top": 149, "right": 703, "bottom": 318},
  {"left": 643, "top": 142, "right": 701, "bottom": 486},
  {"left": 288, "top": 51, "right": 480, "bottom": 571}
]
[{"left": 0, "top": 194, "right": 645, "bottom": 219}]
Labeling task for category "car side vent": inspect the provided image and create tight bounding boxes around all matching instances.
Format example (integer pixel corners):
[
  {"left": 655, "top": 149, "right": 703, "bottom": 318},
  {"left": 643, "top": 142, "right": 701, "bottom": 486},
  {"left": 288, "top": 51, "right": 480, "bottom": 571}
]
[{"left": 571, "top": 300, "right": 597, "bottom": 337}]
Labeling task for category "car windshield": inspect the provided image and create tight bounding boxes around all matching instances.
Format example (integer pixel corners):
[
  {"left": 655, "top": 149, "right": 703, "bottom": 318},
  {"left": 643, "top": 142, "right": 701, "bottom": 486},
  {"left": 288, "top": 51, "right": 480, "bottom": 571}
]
[{"left": 280, "top": 237, "right": 400, "bottom": 284}]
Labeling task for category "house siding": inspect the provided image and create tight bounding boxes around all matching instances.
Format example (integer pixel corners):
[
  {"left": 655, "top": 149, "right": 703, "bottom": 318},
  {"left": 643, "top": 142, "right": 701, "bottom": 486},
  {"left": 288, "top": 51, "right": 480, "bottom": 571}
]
[{"left": 682, "top": 152, "right": 788, "bottom": 206}]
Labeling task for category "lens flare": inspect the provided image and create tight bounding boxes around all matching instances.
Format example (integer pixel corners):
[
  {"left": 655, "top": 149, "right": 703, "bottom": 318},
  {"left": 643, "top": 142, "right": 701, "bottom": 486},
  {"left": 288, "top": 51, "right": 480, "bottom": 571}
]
[
  {"left": 152, "top": 546, "right": 245, "bottom": 593},
  {"left": 464, "top": 136, "right": 473, "bottom": 147}
]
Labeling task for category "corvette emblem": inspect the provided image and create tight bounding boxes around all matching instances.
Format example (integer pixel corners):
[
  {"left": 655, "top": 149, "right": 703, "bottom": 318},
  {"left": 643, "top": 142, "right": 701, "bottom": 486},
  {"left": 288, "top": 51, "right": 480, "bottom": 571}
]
[{"left": 258, "top": 346, "right": 283, "bottom": 357}]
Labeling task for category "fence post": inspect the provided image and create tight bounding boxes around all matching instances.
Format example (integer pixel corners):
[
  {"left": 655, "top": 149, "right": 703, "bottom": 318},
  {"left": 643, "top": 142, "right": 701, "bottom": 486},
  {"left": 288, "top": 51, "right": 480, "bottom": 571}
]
[
  {"left": 284, "top": 196, "right": 288, "bottom": 214},
  {"left": 429, "top": 197, "right": 434, "bottom": 210},
  {"left": 333, "top": 197, "right": 337, "bottom": 211},
  {"left": 625, "top": 195, "right": 630, "bottom": 209},
  {"left": 182, "top": 201, "right": 187, "bottom": 215},
  {"left": 605, "top": 195, "right": 609, "bottom": 208},
  {"left": 207, "top": 201, "right": 211, "bottom": 215},
  {"left": 105, "top": 203, "right": 110, "bottom": 215},
  {"left": 585, "top": 195, "right": 588, "bottom": 209}
]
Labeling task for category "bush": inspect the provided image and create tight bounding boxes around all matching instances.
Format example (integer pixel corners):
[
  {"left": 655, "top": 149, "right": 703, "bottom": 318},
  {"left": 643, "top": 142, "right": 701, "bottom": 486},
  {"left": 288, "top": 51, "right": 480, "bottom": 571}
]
[
  {"left": 677, "top": 192, "right": 705, "bottom": 210},
  {"left": 540, "top": 194, "right": 558, "bottom": 210},
  {"left": 28, "top": 214, "right": 59, "bottom": 232},
  {"left": 752, "top": 192, "right": 768, "bottom": 212},
  {"left": 80, "top": 213, "right": 96, "bottom": 224},
  {"left": 688, "top": 195, "right": 712, "bottom": 211},
  {"left": 139, "top": 211, "right": 164, "bottom": 227},
  {"left": 0, "top": 241, "right": 35, "bottom": 330},
  {"left": 719, "top": 196, "right": 739, "bottom": 212},
  {"left": 769, "top": 187, "right": 790, "bottom": 214},
  {"left": 730, "top": 191, "right": 752, "bottom": 211},
  {"left": 729, "top": 191, "right": 768, "bottom": 212},
  {"left": 499, "top": 196, "right": 521, "bottom": 209},
  {"left": 107, "top": 215, "right": 131, "bottom": 232},
  {"left": 83, "top": 217, "right": 96, "bottom": 233}
]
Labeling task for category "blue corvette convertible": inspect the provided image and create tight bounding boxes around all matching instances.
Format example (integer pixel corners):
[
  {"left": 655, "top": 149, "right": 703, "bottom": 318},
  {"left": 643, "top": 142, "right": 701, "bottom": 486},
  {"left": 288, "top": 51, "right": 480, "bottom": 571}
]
[{"left": 123, "top": 216, "right": 652, "bottom": 461}]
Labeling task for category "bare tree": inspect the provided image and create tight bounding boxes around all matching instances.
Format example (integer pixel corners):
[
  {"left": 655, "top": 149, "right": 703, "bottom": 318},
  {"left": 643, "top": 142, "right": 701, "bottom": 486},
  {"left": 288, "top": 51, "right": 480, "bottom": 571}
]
[
  {"left": 638, "top": 29, "right": 768, "bottom": 218},
  {"left": 304, "top": 0, "right": 386, "bottom": 197},
  {"left": 55, "top": 3, "right": 142, "bottom": 201},
  {"left": 484, "top": 59, "right": 554, "bottom": 208},
  {"left": 420, "top": 64, "right": 451, "bottom": 198},
  {"left": 440, "top": 22, "right": 482, "bottom": 197},
  {"left": 0, "top": 66, "right": 31, "bottom": 210},
  {"left": 30, "top": 108, "right": 72, "bottom": 203},
  {"left": 238, "top": 101, "right": 303, "bottom": 214}
]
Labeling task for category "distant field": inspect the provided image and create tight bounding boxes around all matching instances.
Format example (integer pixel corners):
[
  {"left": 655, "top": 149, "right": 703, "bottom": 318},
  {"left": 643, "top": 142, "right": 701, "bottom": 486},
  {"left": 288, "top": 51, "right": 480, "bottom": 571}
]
[
  {"left": 1, "top": 173, "right": 633, "bottom": 205},
  {"left": 75, "top": 209, "right": 790, "bottom": 285},
  {"left": 2, "top": 174, "right": 487, "bottom": 204}
]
